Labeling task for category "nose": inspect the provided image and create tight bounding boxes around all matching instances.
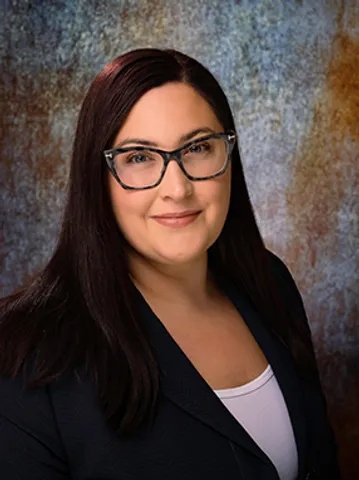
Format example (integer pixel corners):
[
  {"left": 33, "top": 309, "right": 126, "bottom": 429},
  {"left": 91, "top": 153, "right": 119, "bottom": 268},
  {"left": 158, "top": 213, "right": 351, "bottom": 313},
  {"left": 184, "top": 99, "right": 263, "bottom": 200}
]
[{"left": 158, "top": 159, "right": 193, "bottom": 200}]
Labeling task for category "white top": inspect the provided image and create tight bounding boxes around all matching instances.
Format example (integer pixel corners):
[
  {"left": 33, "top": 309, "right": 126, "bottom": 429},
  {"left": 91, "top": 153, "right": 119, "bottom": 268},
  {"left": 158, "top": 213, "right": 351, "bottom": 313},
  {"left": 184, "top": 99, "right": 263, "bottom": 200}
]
[{"left": 213, "top": 364, "right": 298, "bottom": 480}]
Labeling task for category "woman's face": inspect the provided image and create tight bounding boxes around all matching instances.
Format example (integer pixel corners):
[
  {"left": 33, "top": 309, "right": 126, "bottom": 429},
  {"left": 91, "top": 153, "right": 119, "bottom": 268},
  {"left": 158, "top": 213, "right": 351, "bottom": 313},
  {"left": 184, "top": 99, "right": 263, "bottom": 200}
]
[{"left": 108, "top": 82, "right": 231, "bottom": 267}]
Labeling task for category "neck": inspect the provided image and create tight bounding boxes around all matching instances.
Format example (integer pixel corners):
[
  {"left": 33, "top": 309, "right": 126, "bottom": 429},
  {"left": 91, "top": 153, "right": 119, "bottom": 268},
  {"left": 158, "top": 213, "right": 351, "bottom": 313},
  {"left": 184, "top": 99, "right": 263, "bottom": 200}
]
[{"left": 129, "top": 251, "right": 215, "bottom": 311}]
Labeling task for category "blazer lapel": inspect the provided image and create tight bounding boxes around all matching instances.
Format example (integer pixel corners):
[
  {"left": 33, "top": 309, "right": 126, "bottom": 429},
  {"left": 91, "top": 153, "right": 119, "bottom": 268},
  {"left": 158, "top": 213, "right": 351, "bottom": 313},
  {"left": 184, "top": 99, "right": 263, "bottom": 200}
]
[
  {"left": 220, "top": 277, "right": 308, "bottom": 480},
  {"left": 135, "top": 279, "right": 307, "bottom": 478}
]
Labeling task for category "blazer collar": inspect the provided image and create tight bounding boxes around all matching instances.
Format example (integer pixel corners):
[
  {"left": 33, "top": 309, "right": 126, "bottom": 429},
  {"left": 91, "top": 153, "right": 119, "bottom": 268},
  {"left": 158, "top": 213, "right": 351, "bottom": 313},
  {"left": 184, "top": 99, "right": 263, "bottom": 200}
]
[{"left": 134, "top": 277, "right": 308, "bottom": 479}]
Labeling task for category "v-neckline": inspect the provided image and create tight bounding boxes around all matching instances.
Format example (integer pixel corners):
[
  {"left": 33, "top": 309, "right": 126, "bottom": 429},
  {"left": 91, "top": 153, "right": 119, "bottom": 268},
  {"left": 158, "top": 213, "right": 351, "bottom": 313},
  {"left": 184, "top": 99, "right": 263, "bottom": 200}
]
[{"left": 133, "top": 275, "right": 308, "bottom": 479}]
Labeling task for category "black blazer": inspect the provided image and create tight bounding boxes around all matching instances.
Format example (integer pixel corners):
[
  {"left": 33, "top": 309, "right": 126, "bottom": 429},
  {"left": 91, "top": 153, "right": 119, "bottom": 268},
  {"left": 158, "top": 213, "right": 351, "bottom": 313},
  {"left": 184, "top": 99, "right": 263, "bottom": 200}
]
[{"left": 0, "top": 254, "right": 340, "bottom": 480}]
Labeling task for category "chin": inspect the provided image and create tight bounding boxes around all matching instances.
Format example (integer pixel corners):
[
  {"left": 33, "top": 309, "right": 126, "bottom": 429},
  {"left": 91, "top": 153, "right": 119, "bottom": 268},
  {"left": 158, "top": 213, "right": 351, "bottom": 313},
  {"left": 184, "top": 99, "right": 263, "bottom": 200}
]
[
  {"left": 159, "top": 255, "right": 202, "bottom": 266},
  {"left": 153, "top": 243, "right": 210, "bottom": 266}
]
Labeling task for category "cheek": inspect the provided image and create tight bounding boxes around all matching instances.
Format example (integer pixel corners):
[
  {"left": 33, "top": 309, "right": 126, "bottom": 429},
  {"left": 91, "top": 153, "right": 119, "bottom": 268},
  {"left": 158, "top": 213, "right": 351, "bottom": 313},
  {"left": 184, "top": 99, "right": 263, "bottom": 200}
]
[
  {"left": 205, "top": 170, "right": 231, "bottom": 217},
  {"left": 221, "top": 167, "right": 232, "bottom": 211},
  {"left": 193, "top": 172, "right": 231, "bottom": 248},
  {"left": 108, "top": 176, "right": 151, "bottom": 235}
]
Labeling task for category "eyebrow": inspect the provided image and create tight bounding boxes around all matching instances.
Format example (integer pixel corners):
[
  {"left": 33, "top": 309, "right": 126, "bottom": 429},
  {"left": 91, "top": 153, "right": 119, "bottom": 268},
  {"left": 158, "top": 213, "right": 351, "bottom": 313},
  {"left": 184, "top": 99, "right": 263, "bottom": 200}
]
[{"left": 113, "top": 127, "right": 216, "bottom": 149}]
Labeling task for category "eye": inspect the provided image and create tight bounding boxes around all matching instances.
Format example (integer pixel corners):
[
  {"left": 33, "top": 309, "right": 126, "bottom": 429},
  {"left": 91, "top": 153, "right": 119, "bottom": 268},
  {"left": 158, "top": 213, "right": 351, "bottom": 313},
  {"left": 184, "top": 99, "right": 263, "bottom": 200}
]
[
  {"left": 127, "top": 153, "right": 150, "bottom": 164},
  {"left": 187, "top": 142, "right": 210, "bottom": 154}
]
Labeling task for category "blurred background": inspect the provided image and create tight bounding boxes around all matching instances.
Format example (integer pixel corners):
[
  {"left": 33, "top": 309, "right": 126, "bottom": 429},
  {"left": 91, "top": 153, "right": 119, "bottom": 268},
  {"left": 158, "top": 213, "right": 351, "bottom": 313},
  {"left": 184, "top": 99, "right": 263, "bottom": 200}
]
[{"left": 1, "top": 0, "right": 358, "bottom": 477}]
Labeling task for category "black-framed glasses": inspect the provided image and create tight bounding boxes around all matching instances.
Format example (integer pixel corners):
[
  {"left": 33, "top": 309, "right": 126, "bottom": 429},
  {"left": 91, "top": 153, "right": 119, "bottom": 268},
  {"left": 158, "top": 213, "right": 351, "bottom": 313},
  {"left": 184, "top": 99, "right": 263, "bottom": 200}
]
[{"left": 103, "top": 131, "right": 236, "bottom": 190}]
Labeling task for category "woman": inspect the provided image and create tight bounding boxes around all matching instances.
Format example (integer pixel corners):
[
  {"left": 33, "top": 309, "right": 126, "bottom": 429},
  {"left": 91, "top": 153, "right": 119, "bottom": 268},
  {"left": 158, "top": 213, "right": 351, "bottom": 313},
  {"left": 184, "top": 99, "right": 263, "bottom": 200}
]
[{"left": 0, "top": 48, "right": 340, "bottom": 479}]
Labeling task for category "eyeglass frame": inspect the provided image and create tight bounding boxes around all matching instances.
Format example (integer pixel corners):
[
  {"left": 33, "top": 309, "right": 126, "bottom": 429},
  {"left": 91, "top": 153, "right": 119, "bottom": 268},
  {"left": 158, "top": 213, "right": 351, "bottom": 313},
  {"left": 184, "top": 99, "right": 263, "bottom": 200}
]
[{"left": 103, "top": 131, "right": 236, "bottom": 190}]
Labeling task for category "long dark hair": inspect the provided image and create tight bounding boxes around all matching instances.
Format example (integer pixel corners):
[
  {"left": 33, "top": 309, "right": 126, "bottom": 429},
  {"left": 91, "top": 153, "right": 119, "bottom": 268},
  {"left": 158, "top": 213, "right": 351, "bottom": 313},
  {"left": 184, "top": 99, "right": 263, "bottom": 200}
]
[{"left": 0, "top": 48, "right": 318, "bottom": 435}]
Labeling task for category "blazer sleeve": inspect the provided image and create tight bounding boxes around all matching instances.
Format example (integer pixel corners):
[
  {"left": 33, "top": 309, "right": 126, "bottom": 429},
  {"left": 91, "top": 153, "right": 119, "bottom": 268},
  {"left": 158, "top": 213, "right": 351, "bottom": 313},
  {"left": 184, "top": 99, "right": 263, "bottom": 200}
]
[
  {"left": 0, "top": 374, "right": 69, "bottom": 479},
  {"left": 268, "top": 250, "right": 341, "bottom": 479}
]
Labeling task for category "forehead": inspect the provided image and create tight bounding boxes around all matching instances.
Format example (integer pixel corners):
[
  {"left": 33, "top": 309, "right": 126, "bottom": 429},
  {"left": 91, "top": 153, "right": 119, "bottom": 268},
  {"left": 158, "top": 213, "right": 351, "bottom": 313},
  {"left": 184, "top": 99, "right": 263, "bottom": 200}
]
[{"left": 113, "top": 82, "right": 223, "bottom": 149}]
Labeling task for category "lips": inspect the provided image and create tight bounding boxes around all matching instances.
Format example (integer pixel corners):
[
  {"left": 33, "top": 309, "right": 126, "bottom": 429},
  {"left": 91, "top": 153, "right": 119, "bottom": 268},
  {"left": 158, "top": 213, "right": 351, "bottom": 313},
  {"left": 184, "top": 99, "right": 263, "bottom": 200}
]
[
  {"left": 153, "top": 210, "right": 201, "bottom": 219},
  {"left": 151, "top": 210, "right": 201, "bottom": 228}
]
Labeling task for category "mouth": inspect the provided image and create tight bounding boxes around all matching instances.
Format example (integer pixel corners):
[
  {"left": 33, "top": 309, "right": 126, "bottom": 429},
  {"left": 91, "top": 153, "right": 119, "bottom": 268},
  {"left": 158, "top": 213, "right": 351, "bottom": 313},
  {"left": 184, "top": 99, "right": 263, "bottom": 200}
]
[
  {"left": 151, "top": 210, "right": 201, "bottom": 228},
  {"left": 153, "top": 210, "right": 202, "bottom": 219}
]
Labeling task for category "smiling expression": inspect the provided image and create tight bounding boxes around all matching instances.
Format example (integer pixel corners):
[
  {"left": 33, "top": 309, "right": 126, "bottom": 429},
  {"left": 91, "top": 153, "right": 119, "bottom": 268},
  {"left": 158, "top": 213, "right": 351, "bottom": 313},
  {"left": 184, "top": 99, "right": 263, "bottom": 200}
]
[{"left": 108, "top": 82, "right": 232, "bottom": 266}]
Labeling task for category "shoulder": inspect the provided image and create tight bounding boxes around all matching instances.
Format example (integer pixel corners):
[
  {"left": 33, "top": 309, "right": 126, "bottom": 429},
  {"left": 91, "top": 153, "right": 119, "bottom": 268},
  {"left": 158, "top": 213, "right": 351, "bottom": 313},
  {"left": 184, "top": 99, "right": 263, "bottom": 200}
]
[
  {"left": 0, "top": 365, "right": 101, "bottom": 472},
  {"left": 0, "top": 365, "right": 95, "bottom": 427},
  {"left": 0, "top": 372, "right": 64, "bottom": 454},
  {"left": 266, "top": 250, "right": 308, "bottom": 319},
  {"left": 0, "top": 364, "right": 97, "bottom": 454},
  {"left": 266, "top": 249, "right": 297, "bottom": 287},
  {"left": 1, "top": 370, "right": 50, "bottom": 420},
  {"left": 0, "top": 370, "right": 71, "bottom": 477},
  {"left": 0, "top": 365, "right": 108, "bottom": 477}
]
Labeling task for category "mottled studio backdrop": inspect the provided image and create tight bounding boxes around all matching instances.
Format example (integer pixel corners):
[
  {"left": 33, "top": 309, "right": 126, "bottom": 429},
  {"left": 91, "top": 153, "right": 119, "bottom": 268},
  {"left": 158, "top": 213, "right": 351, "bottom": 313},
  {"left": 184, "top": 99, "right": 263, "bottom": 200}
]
[{"left": 1, "top": 0, "right": 358, "bottom": 477}]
